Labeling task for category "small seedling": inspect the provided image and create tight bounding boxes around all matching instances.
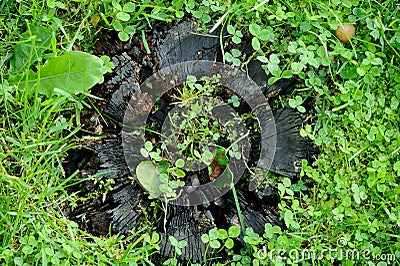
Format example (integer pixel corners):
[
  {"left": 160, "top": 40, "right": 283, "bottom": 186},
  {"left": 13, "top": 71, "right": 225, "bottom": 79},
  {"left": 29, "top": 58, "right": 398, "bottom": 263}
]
[
  {"left": 288, "top": 95, "right": 306, "bottom": 113},
  {"left": 227, "top": 25, "right": 243, "bottom": 44},
  {"left": 168, "top": 236, "right": 188, "bottom": 256},
  {"left": 248, "top": 23, "right": 273, "bottom": 51},
  {"left": 224, "top": 49, "right": 241, "bottom": 67},
  {"left": 228, "top": 95, "right": 240, "bottom": 107},
  {"left": 201, "top": 226, "right": 240, "bottom": 250}
]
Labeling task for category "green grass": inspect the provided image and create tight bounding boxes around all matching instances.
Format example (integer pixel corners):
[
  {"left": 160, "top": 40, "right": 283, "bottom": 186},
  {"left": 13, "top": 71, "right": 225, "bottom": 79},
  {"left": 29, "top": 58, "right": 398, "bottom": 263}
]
[
  {"left": 0, "top": 85, "right": 159, "bottom": 265},
  {"left": 0, "top": 1, "right": 161, "bottom": 265},
  {"left": 1, "top": 0, "right": 399, "bottom": 265}
]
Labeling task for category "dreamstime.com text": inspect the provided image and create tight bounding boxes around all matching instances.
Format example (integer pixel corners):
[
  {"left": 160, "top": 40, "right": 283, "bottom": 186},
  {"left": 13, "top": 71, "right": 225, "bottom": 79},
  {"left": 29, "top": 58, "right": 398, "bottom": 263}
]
[{"left": 257, "top": 238, "right": 396, "bottom": 263}]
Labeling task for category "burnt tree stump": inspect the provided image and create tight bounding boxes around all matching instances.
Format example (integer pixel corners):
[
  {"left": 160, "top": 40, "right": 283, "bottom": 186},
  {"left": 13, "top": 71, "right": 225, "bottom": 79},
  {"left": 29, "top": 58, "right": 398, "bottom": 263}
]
[{"left": 65, "top": 19, "right": 313, "bottom": 263}]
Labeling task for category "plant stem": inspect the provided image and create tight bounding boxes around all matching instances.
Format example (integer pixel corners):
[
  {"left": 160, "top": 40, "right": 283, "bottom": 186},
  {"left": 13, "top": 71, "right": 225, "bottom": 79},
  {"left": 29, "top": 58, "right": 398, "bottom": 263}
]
[{"left": 230, "top": 181, "right": 251, "bottom": 255}]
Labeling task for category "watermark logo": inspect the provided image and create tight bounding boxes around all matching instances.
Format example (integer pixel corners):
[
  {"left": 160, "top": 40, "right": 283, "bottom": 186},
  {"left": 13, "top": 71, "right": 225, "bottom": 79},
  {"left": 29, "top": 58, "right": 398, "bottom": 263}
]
[
  {"left": 256, "top": 237, "right": 396, "bottom": 263},
  {"left": 336, "top": 237, "right": 347, "bottom": 248},
  {"left": 122, "top": 61, "right": 277, "bottom": 206}
]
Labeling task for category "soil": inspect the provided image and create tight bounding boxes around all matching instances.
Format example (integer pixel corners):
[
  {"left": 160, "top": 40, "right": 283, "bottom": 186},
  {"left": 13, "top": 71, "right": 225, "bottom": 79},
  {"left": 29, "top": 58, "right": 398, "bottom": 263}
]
[{"left": 63, "top": 18, "right": 315, "bottom": 263}]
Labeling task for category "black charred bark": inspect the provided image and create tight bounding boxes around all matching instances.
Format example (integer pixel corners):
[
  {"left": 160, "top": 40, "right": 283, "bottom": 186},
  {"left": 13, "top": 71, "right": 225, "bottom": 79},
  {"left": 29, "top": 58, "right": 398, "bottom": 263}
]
[
  {"left": 153, "top": 19, "right": 220, "bottom": 69},
  {"left": 271, "top": 108, "right": 309, "bottom": 178}
]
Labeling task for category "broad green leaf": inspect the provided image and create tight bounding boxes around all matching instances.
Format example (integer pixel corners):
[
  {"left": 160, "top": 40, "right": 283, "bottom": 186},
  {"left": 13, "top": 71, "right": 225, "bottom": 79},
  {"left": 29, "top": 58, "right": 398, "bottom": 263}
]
[
  {"left": 356, "top": 65, "right": 369, "bottom": 76},
  {"left": 224, "top": 52, "right": 233, "bottom": 62},
  {"left": 47, "top": 0, "right": 65, "bottom": 8},
  {"left": 168, "top": 236, "right": 179, "bottom": 247},
  {"left": 291, "top": 62, "right": 304, "bottom": 74},
  {"left": 175, "top": 248, "right": 182, "bottom": 256},
  {"left": 175, "top": 158, "right": 185, "bottom": 168},
  {"left": 112, "top": 0, "right": 122, "bottom": 11},
  {"left": 11, "top": 51, "right": 110, "bottom": 97},
  {"left": 351, "top": 184, "right": 359, "bottom": 193},
  {"left": 100, "top": 56, "right": 115, "bottom": 73},
  {"left": 370, "top": 57, "right": 383, "bottom": 65},
  {"left": 116, "top": 11, "right": 130, "bottom": 21},
  {"left": 201, "top": 234, "right": 210, "bottom": 243},
  {"left": 218, "top": 229, "right": 228, "bottom": 239},
  {"left": 267, "top": 62, "right": 281, "bottom": 77},
  {"left": 268, "top": 76, "right": 281, "bottom": 85},
  {"left": 192, "top": 10, "right": 203, "bottom": 19},
  {"left": 118, "top": 31, "right": 129, "bottom": 41},
  {"left": 232, "top": 35, "right": 241, "bottom": 44},
  {"left": 175, "top": 10, "right": 184, "bottom": 18},
  {"left": 113, "top": 21, "right": 124, "bottom": 31},
  {"left": 159, "top": 183, "right": 169, "bottom": 193},
  {"left": 216, "top": 148, "right": 228, "bottom": 166},
  {"left": 249, "top": 23, "right": 261, "bottom": 37},
  {"left": 284, "top": 210, "right": 294, "bottom": 227},
  {"left": 252, "top": 37, "right": 261, "bottom": 51},
  {"left": 194, "top": 150, "right": 201, "bottom": 158},
  {"left": 307, "top": 57, "right": 320, "bottom": 68},
  {"left": 282, "top": 70, "right": 293, "bottom": 79},
  {"left": 227, "top": 25, "right": 235, "bottom": 34},
  {"left": 140, "top": 148, "right": 149, "bottom": 158},
  {"left": 228, "top": 226, "right": 240, "bottom": 238},
  {"left": 178, "top": 240, "right": 188, "bottom": 248},
  {"left": 289, "top": 99, "right": 297, "bottom": 108},
  {"left": 283, "top": 177, "right": 292, "bottom": 187},
  {"left": 156, "top": 161, "right": 170, "bottom": 173},
  {"left": 123, "top": 2, "right": 136, "bottom": 12},
  {"left": 212, "top": 132, "right": 220, "bottom": 140},
  {"left": 269, "top": 54, "right": 280, "bottom": 64},
  {"left": 169, "top": 180, "right": 179, "bottom": 189},
  {"left": 257, "top": 56, "right": 268, "bottom": 63},
  {"left": 159, "top": 172, "right": 169, "bottom": 183},
  {"left": 394, "top": 161, "right": 400, "bottom": 175},
  {"left": 151, "top": 232, "right": 160, "bottom": 243},
  {"left": 231, "top": 49, "right": 241, "bottom": 57},
  {"left": 264, "top": 223, "right": 282, "bottom": 239},
  {"left": 149, "top": 151, "right": 163, "bottom": 161},
  {"left": 225, "top": 238, "right": 234, "bottom": 249},
  {"left": 209, "top": 228, "right": 219, "bottom": 240},
  {"left": 172, "top": 169, "right": 185, "bottom": 178},
  {"left": 232, "top": 143, "right": 239, "bottom": 152},
  {"left": 233, "top": 58, "right": 241, "bottom": 66},
  {"left": 202, "top": 150, "right": 214, "bottom": 163},
  {"left": 202, "top": 14, "right": 211, "bottom": 23},
  {"left": 124, "top": 26, "right": 136, "bottom": 35},
  {"left": 300, "top": 21, "right": 311, "bottom": 32},
  {"left": 340, "top": 64, "right": 358, "bottom": 80},
  {"left": 22, "top": 245, "right": 33, "bottom": 255},
  {"left": 231, "top": 95, "right": 240, "bottom": 107},
  {"left": 288, "top": 41, "right": 298, "bottom": 54},
  {"left": 300, "top": 128, "right": 308, "bottom": 137},
  {"left": 297, "top": 106, "right": 306, "bottom": 113},
  {"left": 209, "top": 239, "right": 221, "bottom": 249},
  {"left": 145, "top": 141, "right": 153, "bottom": 151},
  {"left": 10, "top": 26, "right": 53, "bottom": 74},
  {"left": 173, "top": 0, "right": 184, "bottom": 9},
  {"left": 258, "top": 28, "right": 273, "bottom": 42},
  {"left": 136, "top": 161, "right": 163, "bottom": 198}
]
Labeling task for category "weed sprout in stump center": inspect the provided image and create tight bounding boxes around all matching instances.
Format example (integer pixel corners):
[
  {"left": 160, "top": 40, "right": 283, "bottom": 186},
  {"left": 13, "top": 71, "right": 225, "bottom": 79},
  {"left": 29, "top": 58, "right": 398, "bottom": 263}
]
[{"left": 135, "top": 74, "right": 249, "bottom": 231}]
